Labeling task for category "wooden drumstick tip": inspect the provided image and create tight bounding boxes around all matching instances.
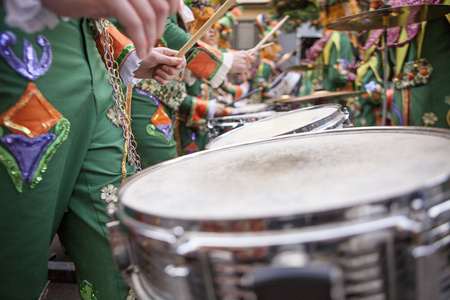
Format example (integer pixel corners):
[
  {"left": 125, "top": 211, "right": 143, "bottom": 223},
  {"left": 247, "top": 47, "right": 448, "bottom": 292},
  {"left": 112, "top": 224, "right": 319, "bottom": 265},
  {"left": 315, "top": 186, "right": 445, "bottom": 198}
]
[{"left": 175, "top": 0, "right": 237, "bottom": 58}]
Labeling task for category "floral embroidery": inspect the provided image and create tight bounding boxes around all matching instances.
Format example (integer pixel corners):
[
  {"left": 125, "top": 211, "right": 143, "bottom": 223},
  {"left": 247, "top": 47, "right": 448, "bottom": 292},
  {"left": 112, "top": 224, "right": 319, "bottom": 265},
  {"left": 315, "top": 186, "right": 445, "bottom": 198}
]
[
  {"left": 135, "top": 74, "right": 186, "bottom": 112},
  {"left": 445, "top": 95, "right": 450, "bottom": 107},
  {"left": 79, "top": 280, "right": 97, "bottom": 300},
  {"left": 107, "top": 106, "right": 120, "bottom": 127},
  {"left": 100, "top": 184, "right": 118, "bottom": 203},
  {"left": 422, "top": 112, "right": 438, "bottom": 127},
  {"left": 394, "top": 58, "right": 433, "bottom": 89},
  {"left": 0, "top": 31, "right": 52, "bottom": 81}
]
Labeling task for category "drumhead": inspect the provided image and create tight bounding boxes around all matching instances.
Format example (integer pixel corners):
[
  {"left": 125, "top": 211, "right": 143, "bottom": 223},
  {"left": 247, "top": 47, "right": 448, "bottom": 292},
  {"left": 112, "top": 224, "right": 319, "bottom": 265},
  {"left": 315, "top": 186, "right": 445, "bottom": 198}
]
[
  {"left": 119, "top": 127, "right": 450, "bottom": 223},
  {"left": 210, "top": 111, "right": 278, "bottom": 123},
  {"left": 230, "top": 103, "right": 270, "bottom": 115},
  {"left": 206, "top": 104, "right": 344, "bottom": 149}
]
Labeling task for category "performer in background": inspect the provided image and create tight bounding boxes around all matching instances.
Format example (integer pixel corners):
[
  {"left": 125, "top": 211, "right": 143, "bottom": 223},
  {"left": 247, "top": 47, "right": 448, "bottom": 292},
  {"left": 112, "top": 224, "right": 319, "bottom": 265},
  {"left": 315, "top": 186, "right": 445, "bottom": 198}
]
[
  {"left": 0, "top": 0, "right": 182, "bottom": 299},
  {"left": 251, "top": 13, "right": 283, "bottom": 104}
]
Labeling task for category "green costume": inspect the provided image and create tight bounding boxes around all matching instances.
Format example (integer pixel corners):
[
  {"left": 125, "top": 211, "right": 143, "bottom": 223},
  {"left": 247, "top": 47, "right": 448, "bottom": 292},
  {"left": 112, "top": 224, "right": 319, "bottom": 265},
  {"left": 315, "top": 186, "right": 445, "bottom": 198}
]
[
  {"left": 131, "top": 17, "right": 229, "bottom": 167},
  {"left": 300, "top": 31, "right": 355, "bottom": 96},
  {"left": 252, "top": 58, "right": 277, "bottom": 103},
  {"left": 0, "top": 12, "right": 135, "bottom": 300},
  {"left": 389, "top": 17, "right": 450, "bottom": 128},
  {"left": 353, "top": 48, "right": 385, "bottom": 126}
]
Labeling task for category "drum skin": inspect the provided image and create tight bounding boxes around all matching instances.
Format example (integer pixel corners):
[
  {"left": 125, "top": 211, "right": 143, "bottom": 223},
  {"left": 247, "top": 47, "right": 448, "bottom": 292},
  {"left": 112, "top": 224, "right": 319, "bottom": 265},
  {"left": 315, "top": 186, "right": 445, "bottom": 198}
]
[
  {"left": 206, "top": 104, "right": 349, "bottom": 149},
  {"left": 114, "top": 127, "right": 450, "bottom": 300}
]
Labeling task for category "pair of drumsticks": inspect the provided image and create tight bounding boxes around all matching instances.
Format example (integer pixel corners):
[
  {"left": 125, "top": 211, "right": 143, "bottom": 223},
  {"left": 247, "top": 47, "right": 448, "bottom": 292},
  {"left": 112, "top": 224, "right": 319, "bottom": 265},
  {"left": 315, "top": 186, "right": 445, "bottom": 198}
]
[{"left": 175, "top": 0, "right": 289, "bottom": 58}]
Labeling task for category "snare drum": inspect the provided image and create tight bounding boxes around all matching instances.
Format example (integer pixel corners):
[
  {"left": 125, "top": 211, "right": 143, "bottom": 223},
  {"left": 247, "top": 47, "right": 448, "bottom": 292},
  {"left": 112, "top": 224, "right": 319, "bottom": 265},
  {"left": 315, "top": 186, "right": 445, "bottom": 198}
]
[
  {"left": 207, "top": 111, "right": 278, "bottom": 140},
  {"left": 206, "top": 104, "right": 349, "bottom": 150},
  {"left": 230, "top": 103, "right": 271, "bottom": 115},
  {"left": 108, "top": 127, "right": 450, "bottom": 300}
]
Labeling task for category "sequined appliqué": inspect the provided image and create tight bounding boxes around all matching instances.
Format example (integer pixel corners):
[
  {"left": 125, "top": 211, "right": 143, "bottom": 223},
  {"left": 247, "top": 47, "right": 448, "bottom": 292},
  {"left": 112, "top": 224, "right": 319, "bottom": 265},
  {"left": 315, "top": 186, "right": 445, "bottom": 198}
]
[
  {"left": 0, "top": 83, "right": 70, "bottom": 192},
  {"left": 0, "top": 31, "right": 52, "bottom": 81},
  {"left": 0, "top": 82, "right": 62, "bottom": 138},
  {"left": 100, "top": 184, "right": 118, "bottom": 204},
  {"left": 79, "top": 280, "right": 98, "bottom": 300},
  {"left": 150, "top": 104, "right": 172, "bottom": 141},
  {"left": 1, "top": 133, "right": 55, "bottom": 182}
]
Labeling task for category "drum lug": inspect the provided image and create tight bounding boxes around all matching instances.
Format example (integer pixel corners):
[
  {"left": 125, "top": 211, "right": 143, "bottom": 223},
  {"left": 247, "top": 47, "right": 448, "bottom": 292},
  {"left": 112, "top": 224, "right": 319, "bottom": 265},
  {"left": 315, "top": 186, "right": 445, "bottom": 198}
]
[
  {"left": 106, "top": 220, "right": 133, "bottom": 273},
  {"left": 241, "top": 265, "right": 344, "bottom": 300}
]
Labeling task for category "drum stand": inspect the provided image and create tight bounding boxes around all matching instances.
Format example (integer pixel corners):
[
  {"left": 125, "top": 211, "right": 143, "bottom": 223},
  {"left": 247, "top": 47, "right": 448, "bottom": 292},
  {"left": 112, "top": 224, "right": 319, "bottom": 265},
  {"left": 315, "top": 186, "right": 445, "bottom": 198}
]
[{"left": 379, "top": 1, "right": 391, "bottom": 126}]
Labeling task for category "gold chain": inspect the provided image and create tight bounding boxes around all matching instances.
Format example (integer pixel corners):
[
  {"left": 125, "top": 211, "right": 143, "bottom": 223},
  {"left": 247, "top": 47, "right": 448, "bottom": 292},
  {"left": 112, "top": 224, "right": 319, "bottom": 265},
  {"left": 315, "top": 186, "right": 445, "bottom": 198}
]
[{"left": 95, "top": 19, "right": 142, "bottom": 179}]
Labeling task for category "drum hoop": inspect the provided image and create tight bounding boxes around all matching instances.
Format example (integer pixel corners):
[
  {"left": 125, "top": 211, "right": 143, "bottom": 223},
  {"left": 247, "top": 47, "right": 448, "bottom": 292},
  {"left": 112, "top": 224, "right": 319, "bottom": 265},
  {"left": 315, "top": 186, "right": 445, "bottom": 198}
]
[
  {"left": 119, "top": 126, "right": 450, "bottom": 232},
  {"left": 209, "top": 111, "right": 278, "bottom": 123},
  {"left": 206, "top": 104, "right": 344, "bottom": 149}
]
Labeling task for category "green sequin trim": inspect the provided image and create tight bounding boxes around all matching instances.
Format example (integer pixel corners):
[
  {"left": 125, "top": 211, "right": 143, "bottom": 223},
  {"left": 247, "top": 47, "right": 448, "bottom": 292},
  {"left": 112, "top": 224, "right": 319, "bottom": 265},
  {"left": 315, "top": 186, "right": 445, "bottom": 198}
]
[
  {"left": 30, "top": 118, "right": 70, "bottom": 188},
  {"left": 116, "top": 44, "right": 135, "bottom": 69},
  {"left": 146, "top": 124, "right": 172, "bottom": 144},
  {"left": 79, "top": 280, "right": 98, "bottom": 300},
  {"left": 0, "top": 127, "right": 23, "bottom": 192}
]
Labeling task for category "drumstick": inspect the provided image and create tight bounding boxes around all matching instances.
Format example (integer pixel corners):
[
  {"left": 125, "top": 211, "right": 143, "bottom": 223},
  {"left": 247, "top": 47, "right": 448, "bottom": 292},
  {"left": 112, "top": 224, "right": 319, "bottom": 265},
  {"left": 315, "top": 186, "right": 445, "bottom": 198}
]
[
  {"left": 248, "top": 15, "right": 289, "bottom": 55},
  {"left": 246, "top": 42, "right": 274, "bottom": 54},
  {"left": 175, "top": 0, "right": 237, "bottom": 57}
]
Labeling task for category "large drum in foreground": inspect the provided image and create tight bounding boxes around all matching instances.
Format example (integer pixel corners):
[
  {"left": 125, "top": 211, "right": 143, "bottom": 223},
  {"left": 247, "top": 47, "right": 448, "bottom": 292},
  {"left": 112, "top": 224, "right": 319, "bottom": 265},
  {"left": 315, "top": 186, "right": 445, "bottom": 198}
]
[
  {"left": 108, "top": 127, "right": 450, "bottom": 300},
  {"left": 206, "top": 104, "right": 349, "bottom": 149}
]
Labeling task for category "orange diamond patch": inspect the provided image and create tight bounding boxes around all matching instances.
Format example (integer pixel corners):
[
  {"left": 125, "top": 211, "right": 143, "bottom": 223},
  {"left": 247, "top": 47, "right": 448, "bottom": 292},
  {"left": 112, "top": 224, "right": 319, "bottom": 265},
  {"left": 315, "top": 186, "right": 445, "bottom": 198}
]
[
  {"left": 151, "top": 104, "right": 171, "bottom": 127},
  {"left": 0, "top": 82, "right": 62, "bottom": 138}
]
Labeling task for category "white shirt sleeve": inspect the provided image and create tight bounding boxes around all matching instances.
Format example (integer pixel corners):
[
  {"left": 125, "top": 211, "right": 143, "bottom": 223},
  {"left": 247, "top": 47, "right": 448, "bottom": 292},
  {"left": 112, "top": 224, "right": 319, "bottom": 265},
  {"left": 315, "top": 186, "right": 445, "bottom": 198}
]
[
  {"left": 120, "top": 51, "right": 143, "bottom": 87},
  {"left": 3, "top": 0, "right": 62, "bottom": 34}
]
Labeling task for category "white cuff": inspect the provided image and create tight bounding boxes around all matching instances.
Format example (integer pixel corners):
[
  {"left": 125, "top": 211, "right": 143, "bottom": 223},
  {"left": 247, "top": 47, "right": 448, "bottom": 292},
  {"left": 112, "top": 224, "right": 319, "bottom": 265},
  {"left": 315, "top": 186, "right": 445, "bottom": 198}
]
[
  {"left": 120, "top": 51, "right": 142, "bottom": 87},
  {"left": 4, "top": 0, "right": 61, "bottom": 34},
  {"left": 207, "top": 99, "right": 217, "bottom": 119},
  {"left": 208, "top": 52, "right": 233, "bottom": 88},
  {"left": 183, "top": 69, "right": 197, "bottom": 87},
  {"left": 240, "top": 82, "right": 249, "bottom": 95}
]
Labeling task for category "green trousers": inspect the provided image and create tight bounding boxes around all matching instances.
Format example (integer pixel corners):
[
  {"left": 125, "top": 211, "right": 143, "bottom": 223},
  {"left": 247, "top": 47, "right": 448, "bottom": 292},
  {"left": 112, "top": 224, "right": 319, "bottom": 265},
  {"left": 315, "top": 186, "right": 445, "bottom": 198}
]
[{"left": 0, "top": 15, "right": 134, "bottom": 299}]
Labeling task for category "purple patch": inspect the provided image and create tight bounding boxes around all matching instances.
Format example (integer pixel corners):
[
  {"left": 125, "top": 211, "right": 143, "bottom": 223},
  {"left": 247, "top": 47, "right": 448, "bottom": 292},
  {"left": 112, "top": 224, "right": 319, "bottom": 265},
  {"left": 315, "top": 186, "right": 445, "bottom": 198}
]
[
  {"left": 0, "top": 31, "right": 52, "bottom": 81},
  {"left": 1, "top": 133, "right": 56, "bottom": 182},
  {"left": 135, "top": 88, "right": 160, "bottom": 106},
  {"left": 156, "top": 123, "right": 172, "bottom": 141},
  {"left": 361, "top": 0, "right": 443, "bottom": 50},
  {"left": 187, "top": 128, "right": 196, "bottom": 141}
]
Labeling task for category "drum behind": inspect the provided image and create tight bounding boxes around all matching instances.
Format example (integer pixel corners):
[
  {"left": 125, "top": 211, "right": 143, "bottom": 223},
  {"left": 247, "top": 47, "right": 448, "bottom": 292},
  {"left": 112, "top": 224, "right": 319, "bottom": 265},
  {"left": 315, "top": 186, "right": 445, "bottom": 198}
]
[
  {"left": 108, "top": 127, "right": 450, "bottom": 300},
  {"left": 207, "top": 111, "right": 279, "bottom": 140},
  {"left": 206, "top": 104, "right": 349, "bottom": 150}
]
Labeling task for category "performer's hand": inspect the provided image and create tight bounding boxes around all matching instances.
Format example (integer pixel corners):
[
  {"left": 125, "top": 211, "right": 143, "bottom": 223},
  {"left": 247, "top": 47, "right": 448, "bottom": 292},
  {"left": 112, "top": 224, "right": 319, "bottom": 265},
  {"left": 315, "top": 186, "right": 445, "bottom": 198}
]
[
  {"left": 41, "top": 0, "right": 178, "bottom": 59},
  {"left": 229, "top": 51, "right": 253, "bottom": 75},
  {"left": 134, "top": 47, "right": 186, "bottom": 85},
  {"left": 214, "top": 103, "right": 227, "bottom": 117}
]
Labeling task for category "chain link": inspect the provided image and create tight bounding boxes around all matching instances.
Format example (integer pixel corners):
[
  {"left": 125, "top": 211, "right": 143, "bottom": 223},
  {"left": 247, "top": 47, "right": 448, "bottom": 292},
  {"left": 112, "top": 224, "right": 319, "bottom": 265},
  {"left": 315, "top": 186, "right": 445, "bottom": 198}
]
[{"left": 95, "top": 19, "right": 142, "bottom": 173}]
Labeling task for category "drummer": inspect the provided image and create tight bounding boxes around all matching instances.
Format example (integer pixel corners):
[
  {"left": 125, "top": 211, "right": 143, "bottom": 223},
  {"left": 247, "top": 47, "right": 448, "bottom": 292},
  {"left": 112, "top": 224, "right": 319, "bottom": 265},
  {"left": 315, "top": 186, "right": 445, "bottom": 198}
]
[
  {"left": 351, "top": 1, "right": 394, "bottom": 126},
  {"left": 175, "top": 0, "right": 255, "bottom": 155},
  {"left": 211, "top": 5, "right": 252, "bottom": 103},
  {"left": 298, "top": 0, "right": 359, "bottom": 102},
  {"left": 251, "top": 14, "right": 283, "bottom": 104},
  {"left": 359, "top": 0, "right": 450, "bottom": 129},
  {"left": 130, "top": 1, "right": 254, "bottom": 166}
]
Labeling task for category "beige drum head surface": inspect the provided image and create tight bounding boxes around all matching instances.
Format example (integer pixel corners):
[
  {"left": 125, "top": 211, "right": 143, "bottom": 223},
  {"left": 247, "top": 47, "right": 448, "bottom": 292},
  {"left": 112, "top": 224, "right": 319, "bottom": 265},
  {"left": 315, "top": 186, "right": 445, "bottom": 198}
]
[
  {"left": 120, "top": 127, "right": 450, "bottom": 221},
  {"left": 207, "top": 104, "right": 342, "bottom": 149}
]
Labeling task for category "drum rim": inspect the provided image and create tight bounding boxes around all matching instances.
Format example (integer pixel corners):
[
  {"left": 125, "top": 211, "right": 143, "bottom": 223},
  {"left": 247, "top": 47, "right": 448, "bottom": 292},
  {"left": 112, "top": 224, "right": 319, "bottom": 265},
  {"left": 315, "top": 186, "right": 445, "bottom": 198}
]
[
  {"left": 206, "top": 103, "right": 345, "bottom": 150},
  {"left": 209, "top": 110, "right": 278, "bottom": 122},
  {"left": 118, "top": 126, "right": 450, "bottom": 231}
]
